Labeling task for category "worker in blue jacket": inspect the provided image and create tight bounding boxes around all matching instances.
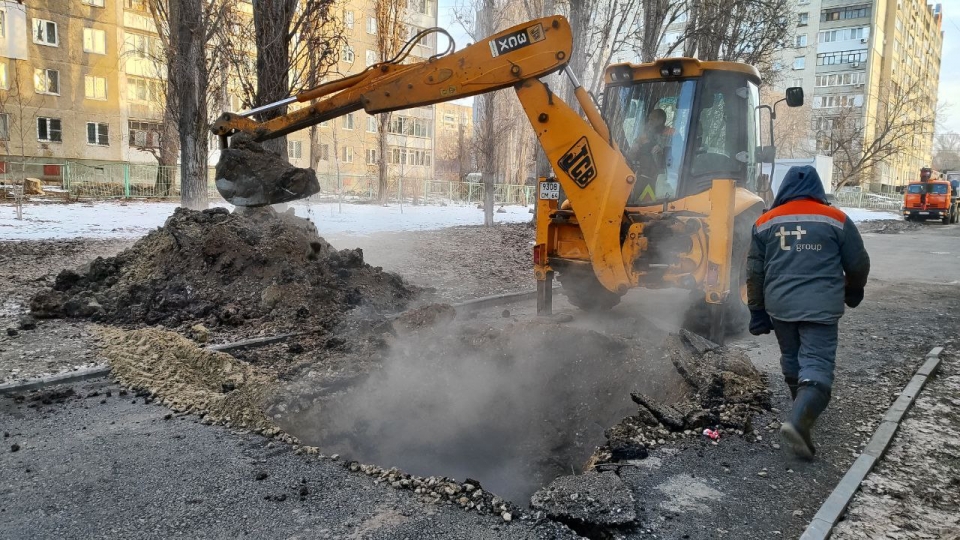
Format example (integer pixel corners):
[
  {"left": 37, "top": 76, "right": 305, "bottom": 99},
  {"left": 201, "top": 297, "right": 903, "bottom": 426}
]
[{"left": 746, "top": 165, "right": 870, "bottom": 460}]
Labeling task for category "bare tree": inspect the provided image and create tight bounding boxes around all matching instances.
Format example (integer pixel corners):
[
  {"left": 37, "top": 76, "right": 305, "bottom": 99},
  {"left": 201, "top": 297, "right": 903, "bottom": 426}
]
[
  {"left": 0, "top": 61, "right": 39, "bottom": 220},
  {"left": 148, "top": 0, "right": 233, "bottom": 209},
  {"left": 818, "top": 80, "right": 934, "bottom": 189},
  {"left": 759, "top": 87, "right": 814, "bottom": 159},
  {"left": 932, "top": 132, "right": 960, "bottom": 172},
  {"left": 373, "top": 0, "right": 408, "bottom": 203},
  {"left": 240, "top": 0, "right": 343, "bottom": 159},
  {"left": 675, "top": 0, "right": 793, "bottom": 80}
]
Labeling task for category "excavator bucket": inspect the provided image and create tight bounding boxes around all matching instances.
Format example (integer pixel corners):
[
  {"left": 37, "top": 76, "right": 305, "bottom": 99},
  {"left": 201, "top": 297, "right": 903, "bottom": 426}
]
[{"left": 215, "top": 134, "right": 320, "bottom": 207}]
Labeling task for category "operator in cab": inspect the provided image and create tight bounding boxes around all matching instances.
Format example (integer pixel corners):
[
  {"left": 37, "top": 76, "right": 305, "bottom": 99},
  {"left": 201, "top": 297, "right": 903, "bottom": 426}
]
[
  {"left": 628, "top": 109, "right": 675, "bottom": 201},
  {"left": 745, "top": 166, "right": 871, "bottom": 460}
]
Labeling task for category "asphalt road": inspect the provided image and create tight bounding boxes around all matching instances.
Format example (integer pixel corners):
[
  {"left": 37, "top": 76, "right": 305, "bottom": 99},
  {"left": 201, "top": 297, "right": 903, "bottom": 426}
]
[{"left": 1, "top": 221, "right": 958, "bottom": 539}]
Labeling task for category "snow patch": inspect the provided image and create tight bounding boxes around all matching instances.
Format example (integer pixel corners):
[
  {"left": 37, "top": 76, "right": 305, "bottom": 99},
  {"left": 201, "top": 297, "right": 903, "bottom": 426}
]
[
  {"left": 838, "top": 207, "right": 902, "bottom": 223},
  {"left": 0, "top": 201, "right": 533, "bottom": 240}
]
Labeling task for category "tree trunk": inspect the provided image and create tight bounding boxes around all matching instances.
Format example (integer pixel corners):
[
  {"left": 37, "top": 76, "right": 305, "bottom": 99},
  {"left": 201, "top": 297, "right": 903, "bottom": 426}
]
[
  {"left": 172, "top": 0, "right": 209, "bottom": 210},
  {"left": 253, "top": 0, "right": 294, "bottom": 160},
  {"left": 378, "top": 112, "right": 391, "bottom": 202},
  {"left": 480, "top": 93, "right": 496, "bottom": 226},
  {"left": 155, "top": 92, "right": 180, "bottom": 196}
]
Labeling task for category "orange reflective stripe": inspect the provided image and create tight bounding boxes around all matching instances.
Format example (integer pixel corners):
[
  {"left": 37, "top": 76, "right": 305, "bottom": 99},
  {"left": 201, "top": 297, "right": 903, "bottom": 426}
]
[{"left": 755, "top": 198, "right": 846, "bottom": 227}]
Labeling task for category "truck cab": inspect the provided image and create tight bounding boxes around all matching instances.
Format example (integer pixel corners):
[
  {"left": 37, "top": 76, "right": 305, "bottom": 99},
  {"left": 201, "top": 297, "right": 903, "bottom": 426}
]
[{"left": 903, "top": 167, "right": 959, "bottom": 224}]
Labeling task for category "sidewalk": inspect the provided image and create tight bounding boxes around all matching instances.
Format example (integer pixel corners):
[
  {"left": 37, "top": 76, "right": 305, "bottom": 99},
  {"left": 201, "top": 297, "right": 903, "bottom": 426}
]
[{"left": 831, "top": 349, "right": 960, "bottom": 539}]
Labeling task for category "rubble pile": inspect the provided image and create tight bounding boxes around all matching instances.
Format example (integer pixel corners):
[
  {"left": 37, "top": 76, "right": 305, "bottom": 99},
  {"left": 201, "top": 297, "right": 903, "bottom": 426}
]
[
  {"left": 597, "top": 330, "right": 771, "bottom": 463},
  {"left": 29, "top": 206, "right": 418, "bottom": 340}
]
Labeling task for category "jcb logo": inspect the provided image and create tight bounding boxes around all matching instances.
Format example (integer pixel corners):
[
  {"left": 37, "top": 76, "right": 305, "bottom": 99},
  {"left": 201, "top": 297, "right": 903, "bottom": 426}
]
[{"left": 558, "top": 137, "right": 597, "bottom": 188}]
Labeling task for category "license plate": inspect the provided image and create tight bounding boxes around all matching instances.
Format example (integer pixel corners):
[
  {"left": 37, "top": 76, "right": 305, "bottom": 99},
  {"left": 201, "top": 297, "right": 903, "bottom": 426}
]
[
  {"left": 919, "top": 211, "right": 929, "bottom": 215},
  {"left": 539, "top": 181, "right": 560, "bottom": 200}
]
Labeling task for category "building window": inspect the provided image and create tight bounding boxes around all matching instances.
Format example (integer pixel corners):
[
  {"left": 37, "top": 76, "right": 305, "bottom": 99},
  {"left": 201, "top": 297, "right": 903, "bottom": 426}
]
[
  {"left": 34, "top": 69, "right": 60, "bottom": 95},
  {"left": 816, "top": 50, "right": 866, "bottom": 66},
  {"left": 366, "top": 148, "right": 378, "bottom": 164},
  {"left": 84, "top": 76, "right": 107, "bottom": 100},
  {"left": 792, "top": 78, "right": 803, "bottom": 87},
  {"left": 344, "top": 11, "right": 354, "bottom": 29},
  {"left": 0, "top": 62, "right": 7, "bottom": 90},
  {"left": 797, "top": 12, "right": 808, "bottom": 26},
  {"left": 125, "top": 32, "right": 160, "bottom": 60},
  {"left": 288, "top": 140, "right": 302, "bottom": 159},
  {"left": 341, "top": 146, "right": 354, "bottom": 163},
  {"left": 82, "top": 0, "right": 106, "bottom": 6},
  {"left": 318, "top": 143, "right": 329, "bottom": 161},
  {"left": 129, "top": 120, "right": 161, "bottom": 148},
  {"left": 0, "top": 113, "right": 9, "bottom": 141},
  {"left": 795, "top": 35, "right": 807, "bottom": 47},
  {"left": 793, "top": 57, "right": 805, "bottom": 70},
  {"left": 37, "top": 117, "right": 62, "bottom": 142},
  {"left": 365, "top": 50, "right": 378, "bottom": 67},
  {"left": 343, "top": 113, "right": 355, "bottom": 130},
  {"left": 366, "top": 17, "right": 377, "bottom": 34},
  {"left": 367, "top": 116, "right": 378, "bottom": 132},
  {"left": 127, "top": 76, "right": 162, "bottom": 102},
  {"left": 87, "top": 122, "right": 109, "bottom": 146},
  {"left": 408, "top": 0, "right": 426, "bottom": 14},
  {"left": 33, "top": 19, "right": 59, "bottom": 46},
  {"left": 0, "top": 10, "right": 6, "bottom": 38},
  {"left": 83, "top": 28, "right": 107, "bottom": 54},
  {"left": 342, "top": 46, "right": 354, "bottom": 63},
  {"left": 124, "top": 0, "right": 148, "bottom": 12}
]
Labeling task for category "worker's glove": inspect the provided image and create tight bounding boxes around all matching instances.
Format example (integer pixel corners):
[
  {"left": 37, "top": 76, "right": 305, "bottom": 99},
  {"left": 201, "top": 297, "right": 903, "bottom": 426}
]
[
  {"left": 749, "top": 309, "right": 773, "bottom": 336},
  {"left": 844, "top": 287, "right": 864, "bottom": 308}
]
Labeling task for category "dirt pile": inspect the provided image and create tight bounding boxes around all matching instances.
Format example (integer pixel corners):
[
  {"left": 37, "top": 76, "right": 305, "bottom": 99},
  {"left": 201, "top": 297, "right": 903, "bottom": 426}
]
[
  {"left": 857, "top": 219, "right": 921, "bottom": 234},
  {"left": 596, "top": 331, "right": 771, "bottom": 463},
  {"left": 29, "top": 207, "right": 418, "bottom": 341}
]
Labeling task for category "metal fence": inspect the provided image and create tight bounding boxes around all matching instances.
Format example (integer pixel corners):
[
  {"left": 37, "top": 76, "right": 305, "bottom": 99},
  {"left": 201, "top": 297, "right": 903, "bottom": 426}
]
[
  {"left": 831, "top": 190, "right": 902, "bottom": 211},
  {"left": 1, "top": 160, "right": 537, "bottom": 206}
]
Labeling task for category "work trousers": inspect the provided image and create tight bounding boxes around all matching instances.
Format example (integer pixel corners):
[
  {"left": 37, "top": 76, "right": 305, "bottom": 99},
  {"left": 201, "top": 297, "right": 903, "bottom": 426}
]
[{"left": 770, "top": 319, "right": 839, "bottom": 389}]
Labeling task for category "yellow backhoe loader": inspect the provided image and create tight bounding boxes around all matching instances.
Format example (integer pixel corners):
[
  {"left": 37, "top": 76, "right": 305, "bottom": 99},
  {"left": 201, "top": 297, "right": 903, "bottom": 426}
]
[{"left": 210, "top": 16, "right": 803, "bottom": 343}]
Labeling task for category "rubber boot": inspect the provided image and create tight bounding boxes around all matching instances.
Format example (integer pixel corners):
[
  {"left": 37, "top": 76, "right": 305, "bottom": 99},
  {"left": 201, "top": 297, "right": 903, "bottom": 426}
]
[
  {"left": 784, "top": 376, "right": 799, "bottom": 401},
  {"left": 779, "top": 382, "right": 831, "bottom": 460}
]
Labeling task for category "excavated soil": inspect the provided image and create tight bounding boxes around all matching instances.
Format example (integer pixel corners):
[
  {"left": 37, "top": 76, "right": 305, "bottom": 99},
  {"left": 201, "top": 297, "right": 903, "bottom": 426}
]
[
  {"left": 28, "top": 207, "right": 418, "bottom": 357},
  {"left": 96, "top": 326, "right": 283, "bottom": 436}
]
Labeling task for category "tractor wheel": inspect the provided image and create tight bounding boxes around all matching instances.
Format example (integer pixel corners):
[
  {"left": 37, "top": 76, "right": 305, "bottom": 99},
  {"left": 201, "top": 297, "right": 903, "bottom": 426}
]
[
  {"left": 557, "top": 267, "right": 623, "bottom": 312},
  {"left": 942, "top": 213, "right": 950, "bottom": 225},
  {"left": 681, "top": 204, "right": 763, "bottom": 343}
]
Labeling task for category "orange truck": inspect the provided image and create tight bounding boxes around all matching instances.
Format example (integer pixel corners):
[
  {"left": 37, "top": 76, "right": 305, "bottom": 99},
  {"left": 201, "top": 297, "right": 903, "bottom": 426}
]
[{"left": 902, "top": 167, "right": 959, "bottom": 224}]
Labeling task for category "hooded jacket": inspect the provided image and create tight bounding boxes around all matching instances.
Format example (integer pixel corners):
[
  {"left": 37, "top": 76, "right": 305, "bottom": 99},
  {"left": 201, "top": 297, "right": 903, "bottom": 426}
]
[{"left": 746, "top": 166, "right": 870, "bottom": 323}]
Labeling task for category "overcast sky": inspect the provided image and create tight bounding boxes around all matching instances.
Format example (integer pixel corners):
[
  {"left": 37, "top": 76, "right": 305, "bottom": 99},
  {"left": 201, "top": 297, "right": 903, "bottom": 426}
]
[
  {"left": 936, "top": 0, "right": 960, "bottom": 133},
  {"left": 437, "top": 0, "right": 960, "bottom": 132}
]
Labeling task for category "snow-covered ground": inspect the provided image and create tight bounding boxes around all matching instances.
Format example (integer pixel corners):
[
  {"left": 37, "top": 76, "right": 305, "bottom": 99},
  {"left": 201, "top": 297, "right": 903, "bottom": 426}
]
[
  {"left": 838, "top": 207, "right": 903, "bottom": 222},
  {"left": 0, "top": 201, "right": 534, "bottom": 241},
  {"left": 0, "top": 200, "right": 903, "bottom": 241}
]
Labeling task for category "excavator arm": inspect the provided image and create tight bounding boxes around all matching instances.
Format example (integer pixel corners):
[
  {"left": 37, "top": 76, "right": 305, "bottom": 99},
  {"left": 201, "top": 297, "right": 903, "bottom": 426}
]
[
  {"left": 211, "top": 15, "right": 637, "bottom": 294},
  {"left": 211, "top": 17, "right": 573, "bottom": 142}
]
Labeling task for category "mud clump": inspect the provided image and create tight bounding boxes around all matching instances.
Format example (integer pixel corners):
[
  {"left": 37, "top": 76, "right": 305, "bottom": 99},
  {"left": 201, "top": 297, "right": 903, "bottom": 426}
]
[
  {"left": 30, "top": 207, "right": 418, "bottom": 342},
  {"left": 215, "top": 133, "right": 321, "bottom": 206}
]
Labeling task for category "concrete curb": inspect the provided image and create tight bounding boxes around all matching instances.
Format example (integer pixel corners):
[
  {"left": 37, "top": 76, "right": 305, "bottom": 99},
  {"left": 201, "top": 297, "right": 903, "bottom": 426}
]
[
  {"left": 799, "top": 346, "right": 944, "bottom": 540},
  {"left": 0, "top": 365, "right": 111, "bottom": 395}
]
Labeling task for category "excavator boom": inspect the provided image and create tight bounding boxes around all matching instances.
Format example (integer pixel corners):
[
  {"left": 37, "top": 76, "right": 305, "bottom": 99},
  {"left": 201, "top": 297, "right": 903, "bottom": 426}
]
[{"left": 211, "top": 17, "right": 573, "bottom": 143}]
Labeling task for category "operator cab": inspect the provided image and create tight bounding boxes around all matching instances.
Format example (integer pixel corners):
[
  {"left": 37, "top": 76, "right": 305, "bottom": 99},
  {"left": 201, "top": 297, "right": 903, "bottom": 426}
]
[{"left": 601, "top": 58, "right": 789, "bottom": 205}]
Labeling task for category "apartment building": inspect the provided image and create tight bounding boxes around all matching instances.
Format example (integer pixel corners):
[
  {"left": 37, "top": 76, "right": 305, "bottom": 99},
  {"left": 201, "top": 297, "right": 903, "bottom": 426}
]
[
  {"left": 433, "top": 102, "right": 473, "bottom": 181},
  {"left": 775, "top": 0, "right": 943, "bottom": 189},
  {"left": 289, "top": 0, "right": 439, "bottom": 192},
  {"left": 0, "top": 0, "right": 439, "bottom": 190}
]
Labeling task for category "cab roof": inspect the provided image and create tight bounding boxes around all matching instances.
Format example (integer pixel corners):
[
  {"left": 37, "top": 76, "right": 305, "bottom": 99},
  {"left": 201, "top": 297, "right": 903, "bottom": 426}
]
[{"left": 604, "top": 57, "right": 761, "bottom": 86}]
